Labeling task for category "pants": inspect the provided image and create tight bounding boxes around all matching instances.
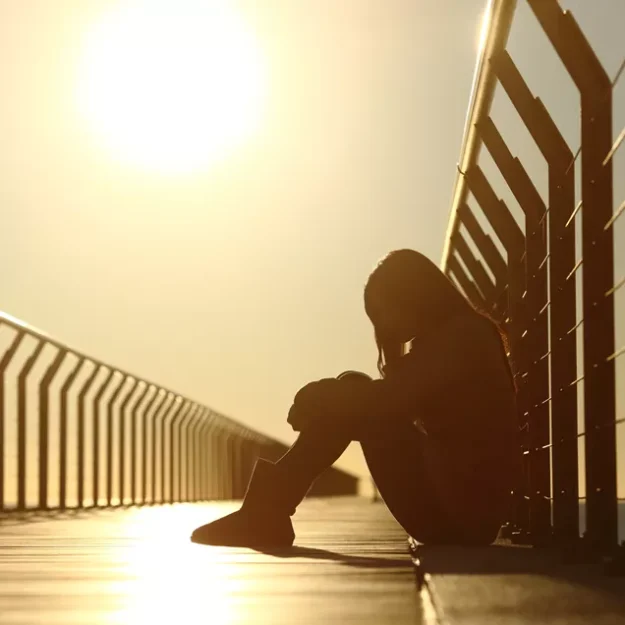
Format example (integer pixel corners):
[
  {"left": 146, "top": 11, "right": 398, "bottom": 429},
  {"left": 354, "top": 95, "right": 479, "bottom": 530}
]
[{"left": 275, "top": 372, "right": 498, "bottom": 545}]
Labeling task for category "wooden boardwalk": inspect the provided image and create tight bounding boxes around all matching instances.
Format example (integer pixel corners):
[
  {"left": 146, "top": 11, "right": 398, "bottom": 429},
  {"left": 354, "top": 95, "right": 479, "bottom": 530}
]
[
  {"left": 0, "top": 497, "right": 422, "bottom": 625},
  {"left": 3, "top": 495, "right": 625, "bottom": 624}
]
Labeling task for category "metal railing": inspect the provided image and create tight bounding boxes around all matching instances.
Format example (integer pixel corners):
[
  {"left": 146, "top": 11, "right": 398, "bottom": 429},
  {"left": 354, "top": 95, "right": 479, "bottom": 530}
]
[
  {"left": 0, "top": 312, "right": 358, "bottom": 512},
  {"left": 442, "top": 0, "right": 624, "bottom": 553}
]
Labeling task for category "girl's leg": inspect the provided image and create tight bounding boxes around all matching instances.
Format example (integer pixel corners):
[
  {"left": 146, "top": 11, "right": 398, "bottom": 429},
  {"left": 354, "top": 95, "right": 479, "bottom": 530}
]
[
  {"left": 276, "top": 402, "right": 458, "bottom": 544},
  {"left": 277, "top": 371, "right": 458, "bottom": 543},
  {"left": 360, "top": 422, "right": 455, "bottom": 544},
  {"left": 190, "top": 370, "right": 477, "bottom": 547},
  {"left": 190, "top": 416, "right": 352, "bottom": 547},
  {"left": 272, "top": 427, "right": 351, "bottom": 492}
]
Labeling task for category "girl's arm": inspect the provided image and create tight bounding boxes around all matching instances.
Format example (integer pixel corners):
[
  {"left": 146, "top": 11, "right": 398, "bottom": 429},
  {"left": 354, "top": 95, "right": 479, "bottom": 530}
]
[{"left": 289, "top": 314, "right": 503, "bottom": 429}]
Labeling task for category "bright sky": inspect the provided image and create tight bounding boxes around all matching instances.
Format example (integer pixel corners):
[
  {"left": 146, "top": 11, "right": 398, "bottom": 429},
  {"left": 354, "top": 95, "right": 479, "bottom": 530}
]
[{"left": 0, "top": 0, "right": 623, "bottom": 489}]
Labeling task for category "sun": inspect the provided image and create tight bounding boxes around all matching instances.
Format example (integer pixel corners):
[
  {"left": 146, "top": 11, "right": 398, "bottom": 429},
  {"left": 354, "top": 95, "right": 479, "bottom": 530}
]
[{"left": 77, "top": 0, "right": 266, "bottom": 174}]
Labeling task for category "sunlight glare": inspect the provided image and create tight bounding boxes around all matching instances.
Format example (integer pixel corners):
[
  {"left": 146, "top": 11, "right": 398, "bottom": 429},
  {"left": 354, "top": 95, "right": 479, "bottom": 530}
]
[
  {"left": 77, "top": 0, "right": 267, "bottom": 174},
  {"left": 476, "top": 1, "right": 493, "bottom": 54},
  {"left": 111, "top": 505, "right": 243, "bottom": 625}
]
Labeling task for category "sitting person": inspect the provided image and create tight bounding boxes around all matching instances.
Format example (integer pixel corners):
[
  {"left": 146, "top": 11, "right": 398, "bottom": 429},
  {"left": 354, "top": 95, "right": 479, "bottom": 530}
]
[{"left": 191, "top": 249, "right": 521, "bottom": 547}]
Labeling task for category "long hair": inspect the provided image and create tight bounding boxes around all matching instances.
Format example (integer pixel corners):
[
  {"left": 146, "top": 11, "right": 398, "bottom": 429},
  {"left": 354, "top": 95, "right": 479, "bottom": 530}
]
[{"left": 364, "top": 249, "right": 515, "bottom": 387}]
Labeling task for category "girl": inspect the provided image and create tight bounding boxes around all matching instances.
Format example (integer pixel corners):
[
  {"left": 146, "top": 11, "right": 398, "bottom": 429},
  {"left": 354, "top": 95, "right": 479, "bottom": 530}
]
[{"left": 191, "top": 249, "right": 521, "bottom": 547}]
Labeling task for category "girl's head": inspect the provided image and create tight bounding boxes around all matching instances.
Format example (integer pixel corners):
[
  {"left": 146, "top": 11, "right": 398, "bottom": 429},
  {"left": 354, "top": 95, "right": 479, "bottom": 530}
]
[{"left": 364, "top": 249, "right": 476, "bottom": 373}]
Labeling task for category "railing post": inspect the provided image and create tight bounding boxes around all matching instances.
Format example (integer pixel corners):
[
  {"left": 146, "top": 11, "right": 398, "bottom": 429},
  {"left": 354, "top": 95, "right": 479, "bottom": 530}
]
[
  {"left": 161, "top": 396, "right": 181, "bottom": 504},
  {"left": 453, "top": 233, "right": 498, "bottom": 306},
  {"left": 161, "top": 396, "right": 182, "bottom": 503},
  {"left": 479, "top": 115, "right": 551, "bottom": 544},
  {"left": 457, "top": 204, "right": 508, "bottom": 289},
  {"left": 77, "top": 363, "right": 100, "bottom": 508},
  {"left": 17, "top": 341, "right": 46, "bottom": 510},
  {"left": 0, "top": 331, "right": 25, "bottom": 510},
  {"left": 191, "top": 408, "right": 207, "bottom": 502},
  {"left": 38, "top": 349, "right": 67, "bottom": 510},
  {"left": 170, "top": 400, "right": 191, "bottom": 503},
  {"left": 186, "top": 406, "right": 198, "bottom": 502},
  {"left": 142, "top": 389, "right": 165, "bottom": 505},
  {"left": 527, "top": 0, "right": 617, "bottom": 551},
  {"left": 117, "top": 379, "right": 139, "bottom": 506},
  {"left": 199, "top": 414, "right": 212, "bottom": 501},
  {"left": 195, "top": 409, "right": 210, "bottom": 501},
  {"left": 465, "top": 164, "right": 530, "bottom": 537},
  {"left": 131, "top": 384, "right": 153, "bottom": 505},
  {"left": 106, "top": 374, "right": 128, "bottom": 507},
  {"left": 222, "top": 429, "right": 233, "bottom": 499},
  {"left": 210, "top": 423, "right": 222, "bottom": 499},
  {"left": 493, "top": 48, "right": 580, "bottom": 543},
  {"left": 447, "top": 255, "right": 488, "bottom": 310},
  {"left": 59, "top": 357, "right": 85, "bottom": 510},
  {"left": 179, "top": 403, "right": 198, "bottom": 502},
  {"left": 151, "top": 392, "right": 173, "bottom": 504},
  {"left": 93, "top": 369, "right": 115, "bottom": 507}
]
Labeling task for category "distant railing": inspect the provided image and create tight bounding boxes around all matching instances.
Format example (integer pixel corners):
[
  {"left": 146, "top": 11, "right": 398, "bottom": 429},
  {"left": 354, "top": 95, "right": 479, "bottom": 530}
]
[
  {"left": 442, "top": 0, "right": 624, "bottom": 553},
  {"left": 0, "top": 312, "right": 357, "bottom": 511}
]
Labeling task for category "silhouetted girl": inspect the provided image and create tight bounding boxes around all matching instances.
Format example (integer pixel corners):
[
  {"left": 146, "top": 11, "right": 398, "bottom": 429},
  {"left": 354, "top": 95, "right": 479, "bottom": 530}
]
[{"left": 192, "top": 249, "right": 520, "bottom": 547}]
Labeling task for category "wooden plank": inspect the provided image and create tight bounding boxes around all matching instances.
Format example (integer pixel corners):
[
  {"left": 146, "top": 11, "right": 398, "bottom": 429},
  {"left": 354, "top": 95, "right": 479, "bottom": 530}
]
[{"left": 0, "top": 497, "right": 421, "bottom": 625}]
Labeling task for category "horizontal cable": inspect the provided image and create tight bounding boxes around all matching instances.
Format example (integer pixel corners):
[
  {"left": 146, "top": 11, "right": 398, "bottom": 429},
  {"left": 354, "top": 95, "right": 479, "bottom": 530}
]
[
  {"left": 522, "top": 417, "right": 625, "bottom": 456},
  {"left": 538, "top": 300, "right": 551, "bottom": 317},
  {"left": 538, "top": 497, "right": 625, "bottom": 502},
  {"left": 564, "top": 200, "right": 583, "bottom": 228},
  {"left": 606, "top": 275, "right": 625, "bottom": 298},
  {"left": 538, "top": 253, "right": 550, "bottom": 271},
  {"left": 538, "top": 206, "right": 551, "bottom": 227},
  {"left": 522, "top": 349, "right": 622, "bottom": 417},
  {"left": 564, "top": 146, "right": 581, "bottom": 176},
  {"left": 612, "top": 55, "right": 625, "bottom": 87},
  {"left": 569, "top": 374, "right": 585, "bottom": 387},
  {"left": 602, "top": 125, "right": 625, "bottom": 166},
  {"left": 598, "top": 56, "right": 625, "bottom": 166},
  {"left": 605, "top": 199, "right": 625, "bottom": 231},
  {"left": 607, "top": 344, "right": 625, "bottom": 363},
  {"left": 566, "top": 318, "right": 584, "bottom": 335},
  {"left": 565, "top": 258, "right": 583, "bottom": 282}
]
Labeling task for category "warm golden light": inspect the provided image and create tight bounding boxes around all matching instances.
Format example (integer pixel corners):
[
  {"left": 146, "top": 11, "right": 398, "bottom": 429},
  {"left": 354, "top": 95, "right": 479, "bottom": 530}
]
[
  {"left": 476, "top": 1, "right": 493, "bottom": 54},
  {"left": 112, "top": 505, "right": 243, "bottom": 625},
  {"left": 77, "top": 1, "right": 266, "bottom": 174}
]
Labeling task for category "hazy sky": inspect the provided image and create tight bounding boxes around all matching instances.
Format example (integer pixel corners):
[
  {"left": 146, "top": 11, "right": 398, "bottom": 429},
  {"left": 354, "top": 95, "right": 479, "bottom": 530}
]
[{"left": 1, "top": 0, "right": 623, "bottom": 488}]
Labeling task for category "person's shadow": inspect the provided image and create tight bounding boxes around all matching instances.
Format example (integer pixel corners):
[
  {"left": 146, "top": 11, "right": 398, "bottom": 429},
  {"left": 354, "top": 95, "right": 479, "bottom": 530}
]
[{"left": 255, "top": 544, "right": 411, "bottom": 569}]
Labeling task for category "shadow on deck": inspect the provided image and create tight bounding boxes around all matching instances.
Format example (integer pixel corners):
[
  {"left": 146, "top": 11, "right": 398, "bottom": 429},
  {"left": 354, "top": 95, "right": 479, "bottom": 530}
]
[{"left": 414, "top": 539, "right": 625, "bottom": 625}]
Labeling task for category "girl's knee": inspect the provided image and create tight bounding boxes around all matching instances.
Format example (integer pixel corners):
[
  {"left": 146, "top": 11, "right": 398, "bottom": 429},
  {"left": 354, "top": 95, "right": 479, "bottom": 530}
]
[{"left": 337, "top": 370, "right": 373, "bottom": 382}]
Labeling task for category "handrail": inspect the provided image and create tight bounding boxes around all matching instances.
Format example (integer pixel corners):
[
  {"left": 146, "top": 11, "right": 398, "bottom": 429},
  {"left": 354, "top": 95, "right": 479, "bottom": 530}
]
[
  {"left": 441, "top": 0, "right": 517, "bottom": 270},
  {"left": 0, "top": 311, "right": 263, "bottom": 439},
  {"left": 0, "top": 310, "right": 358, "bottom": 510}
]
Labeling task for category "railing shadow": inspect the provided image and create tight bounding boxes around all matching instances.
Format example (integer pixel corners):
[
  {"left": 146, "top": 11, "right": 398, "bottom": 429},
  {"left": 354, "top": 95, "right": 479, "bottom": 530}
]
[{"left": 414, "top": 541, "right": 625, "bottom": 602}]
